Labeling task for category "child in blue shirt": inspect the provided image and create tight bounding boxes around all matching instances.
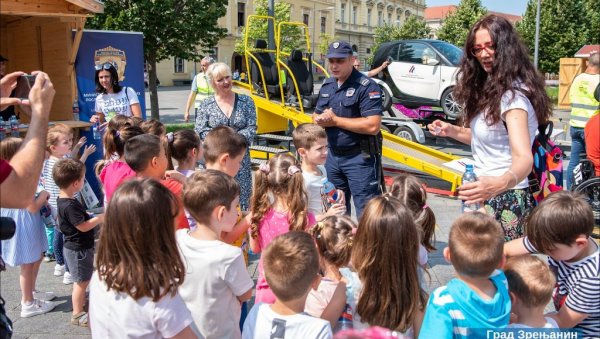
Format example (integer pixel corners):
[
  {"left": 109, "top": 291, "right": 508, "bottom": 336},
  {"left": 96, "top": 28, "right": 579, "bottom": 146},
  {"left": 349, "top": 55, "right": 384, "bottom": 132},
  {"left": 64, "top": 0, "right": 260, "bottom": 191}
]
[{"left": 419, "top": 212, "right": 510, "bottom": 338}]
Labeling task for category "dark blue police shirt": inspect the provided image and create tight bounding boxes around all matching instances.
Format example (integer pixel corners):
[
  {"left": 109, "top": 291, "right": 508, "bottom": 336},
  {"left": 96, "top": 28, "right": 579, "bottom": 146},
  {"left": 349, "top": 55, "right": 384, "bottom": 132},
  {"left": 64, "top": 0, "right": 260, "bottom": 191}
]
[{"left": 315, "top": 68, "right": 383, "bottom": 148}]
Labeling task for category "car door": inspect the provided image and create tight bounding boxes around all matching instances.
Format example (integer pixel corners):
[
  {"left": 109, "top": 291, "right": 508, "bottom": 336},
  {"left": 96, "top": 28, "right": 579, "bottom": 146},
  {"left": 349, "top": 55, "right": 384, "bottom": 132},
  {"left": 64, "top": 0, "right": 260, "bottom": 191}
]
[{"left": 387, "top": 42, "right": 441, "bottom": 101}]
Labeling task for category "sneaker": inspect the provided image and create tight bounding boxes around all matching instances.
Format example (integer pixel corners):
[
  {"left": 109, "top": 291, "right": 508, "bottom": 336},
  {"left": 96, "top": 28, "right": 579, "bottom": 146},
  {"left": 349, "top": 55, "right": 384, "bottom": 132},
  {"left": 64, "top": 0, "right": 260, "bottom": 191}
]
[
  {"left": 33, "top": 290, "right": 56, "bottom": 301},
  {"left": 53, "top": 264, "right": 65, "bottom": 277},
  {"left": 43, "top": 254, "right": 55, "bottom": 263},
  {"left": 20, "top": 299, "right": 55, "bottom": 318},
  {"left": 63, "top": 271, "right": 74, "bottom": 285}
]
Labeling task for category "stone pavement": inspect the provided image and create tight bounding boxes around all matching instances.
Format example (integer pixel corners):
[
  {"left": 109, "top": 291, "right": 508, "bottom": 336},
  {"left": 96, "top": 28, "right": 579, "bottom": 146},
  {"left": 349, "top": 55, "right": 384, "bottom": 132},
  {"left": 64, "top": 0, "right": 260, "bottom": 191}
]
[{"left": 0, "top": 192, "right": 461, "bottom": 338}]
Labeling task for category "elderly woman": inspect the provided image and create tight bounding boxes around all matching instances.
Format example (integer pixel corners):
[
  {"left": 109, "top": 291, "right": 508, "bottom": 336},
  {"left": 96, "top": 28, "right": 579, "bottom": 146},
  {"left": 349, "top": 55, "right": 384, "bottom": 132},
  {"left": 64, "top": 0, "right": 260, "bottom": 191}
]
[
  {"left": 90, "top": 62, "right": 142, "bottom": 124},
  {"left": 428, "top": 15, "right": 552, "bottom": 241},
  {"left": 195, "top": 62, "right": 257, "bottom": 210}
]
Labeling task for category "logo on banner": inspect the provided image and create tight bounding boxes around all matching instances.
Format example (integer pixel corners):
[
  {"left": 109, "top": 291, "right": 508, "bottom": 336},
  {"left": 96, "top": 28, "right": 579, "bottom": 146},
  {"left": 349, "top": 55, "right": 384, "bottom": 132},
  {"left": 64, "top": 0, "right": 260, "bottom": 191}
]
[
  {"left": 94, "top": 46, "right": 127, "bottom": 81},
  {"left": 409, "top": 65, "right": 415, "bottom": 73}
]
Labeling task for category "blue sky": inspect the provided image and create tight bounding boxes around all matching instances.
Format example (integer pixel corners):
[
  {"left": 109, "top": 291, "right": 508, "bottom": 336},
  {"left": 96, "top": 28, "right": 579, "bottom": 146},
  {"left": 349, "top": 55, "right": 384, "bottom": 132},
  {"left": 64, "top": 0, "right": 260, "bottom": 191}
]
[{"left": 425, "top": 0, "right": 529, "bottom": 16}]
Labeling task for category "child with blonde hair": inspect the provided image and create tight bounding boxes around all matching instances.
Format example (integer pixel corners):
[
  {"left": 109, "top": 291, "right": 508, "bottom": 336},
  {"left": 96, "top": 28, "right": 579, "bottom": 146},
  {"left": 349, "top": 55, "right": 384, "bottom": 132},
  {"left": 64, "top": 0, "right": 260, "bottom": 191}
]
[
  {"left": 249, "top": 153, "right": 316, "bottom": 304},
  {"left": 89, "top": 178, "right": 195, "bottom": 337},
  {"left": 349, "top": 196, "right": 426, "bottom": 335},
  {"left": 1, "top": 138, "right": 56, "bottom": 318},
  {"left": 305, "top": 216, "right": 356, "bottom": 330}
]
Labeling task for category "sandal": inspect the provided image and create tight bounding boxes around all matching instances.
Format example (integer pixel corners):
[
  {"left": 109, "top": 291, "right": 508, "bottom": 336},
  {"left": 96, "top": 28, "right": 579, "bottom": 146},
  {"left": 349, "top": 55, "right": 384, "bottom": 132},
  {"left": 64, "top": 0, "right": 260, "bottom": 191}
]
[{"left": 71, "top": 311, "right": 89, "bottom": 327}]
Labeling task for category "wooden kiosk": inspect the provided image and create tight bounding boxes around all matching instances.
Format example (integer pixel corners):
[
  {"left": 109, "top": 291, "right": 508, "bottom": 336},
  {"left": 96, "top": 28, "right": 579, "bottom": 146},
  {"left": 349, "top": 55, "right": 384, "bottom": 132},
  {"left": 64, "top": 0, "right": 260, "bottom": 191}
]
[{"left": 0, "top": 0, "right": 104, "bottom": 126}]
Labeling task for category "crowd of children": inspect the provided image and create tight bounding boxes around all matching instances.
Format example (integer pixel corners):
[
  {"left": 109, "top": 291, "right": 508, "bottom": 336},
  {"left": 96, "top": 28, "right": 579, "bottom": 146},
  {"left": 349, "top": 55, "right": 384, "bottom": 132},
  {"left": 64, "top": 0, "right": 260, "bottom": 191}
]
[{"left": 1, "top": 119, "right": 598, "bottom": 338}]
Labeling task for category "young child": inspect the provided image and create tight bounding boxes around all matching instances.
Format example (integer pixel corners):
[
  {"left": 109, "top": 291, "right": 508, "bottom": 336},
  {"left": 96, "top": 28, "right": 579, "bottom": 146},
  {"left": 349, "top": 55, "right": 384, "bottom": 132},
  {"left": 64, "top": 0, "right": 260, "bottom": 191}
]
[
  {"left": 89, "top": 178, "right": 195, "bottom": 337},
  {"left": 305, "top": 216, "right": 355, "bottom": 329},
  {"left": 124, "top": 134, "right": 189, "bottom": 229},
  {"left": 167, "top": 129, "right": 202, "bottom": 178},
  {"left": 503, "top": 256, "right": 558, "bottom": 329},
  {"left": 1, "top": 138, "right": 56, "bottom": 318},
  {"left": 177, "top": 170, "right": 254, "bottom": 338},
  {"left": 53, "top": 158, "right": 104, "bottom": 327},
  {"left": 243, "top": 231, "right": 332, "bottom": 338},
  {"left": 100, "top": 114, "right": 131, "bottom": 161},
  {"left": 140, "top": 119, "right": 166, "bottom": 138},
  {"left": 504, "top": 191, "right": 599, "bottom": 337},
  {"left": 53, "top": 123, "right": 96, "bottom": 163},
  {"left": 419, "top": 212, "right": 510, "bottom": 338},
  {"left": 292, "top": 123, "right": 345, "bottom": 219},
  {"left": 98, "top": 125, "right": 144, "bottom": 202},
  {"left": 42, "top": 125, "right": 72, "bottom": 279},
  {"left": 248, "top": 152, "right": 316, "bottom": 304},
  {"left": 350, "top": 196, "right": 426, "bottom": 335}
]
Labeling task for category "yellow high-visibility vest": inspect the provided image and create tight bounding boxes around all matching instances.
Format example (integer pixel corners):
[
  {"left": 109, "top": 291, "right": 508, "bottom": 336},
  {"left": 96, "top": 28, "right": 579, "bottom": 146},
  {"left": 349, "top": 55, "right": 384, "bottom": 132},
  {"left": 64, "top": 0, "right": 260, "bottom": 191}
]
[
  {"left": 194, "top": 72, "right": 213, "bottom": 108},
  {"left": 569, "top": 72, "right": 600, "bottom": 128}
]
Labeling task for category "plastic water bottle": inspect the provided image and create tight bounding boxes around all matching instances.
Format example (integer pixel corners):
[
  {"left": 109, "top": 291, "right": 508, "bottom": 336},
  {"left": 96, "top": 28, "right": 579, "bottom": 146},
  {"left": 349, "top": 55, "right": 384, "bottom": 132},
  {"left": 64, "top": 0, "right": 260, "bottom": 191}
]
[
  {"left": 92, "top": 122, "right": 101, "bottom": 140},
  {"left": 0, "top": 121, "right": 6, "bottom": 141},
  {"left": 40, "top": 203, "right": 55, "bottom": 229},
  {"left": 334, "top": 303, "right": 354, "bottom": 331},
  {"left": 321, "top": 178, "right": 339, "bottom": 204},
  {"left": 72, "top": 100, "right": 79, "bottom": 120},
  {"left": 9, "top": 115, "right": 19, "bottom": 137},
  {"left": 461, "top": 164, "right": 480, "bottom": 213}
]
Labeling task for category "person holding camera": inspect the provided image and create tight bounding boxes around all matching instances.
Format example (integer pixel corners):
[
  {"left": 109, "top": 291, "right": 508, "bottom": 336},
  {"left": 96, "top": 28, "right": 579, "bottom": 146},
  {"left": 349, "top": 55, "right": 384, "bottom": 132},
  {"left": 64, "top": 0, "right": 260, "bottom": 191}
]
[{"left": 0, "top": 71, "right": 55, "bottom": 209}]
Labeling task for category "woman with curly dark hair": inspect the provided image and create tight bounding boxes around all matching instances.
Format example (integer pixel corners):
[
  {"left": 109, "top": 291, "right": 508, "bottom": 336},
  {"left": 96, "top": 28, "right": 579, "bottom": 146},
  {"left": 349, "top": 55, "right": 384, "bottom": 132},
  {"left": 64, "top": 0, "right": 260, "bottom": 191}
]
[{"left": 428, "top": 14, "right": 552, "bottom": 241}]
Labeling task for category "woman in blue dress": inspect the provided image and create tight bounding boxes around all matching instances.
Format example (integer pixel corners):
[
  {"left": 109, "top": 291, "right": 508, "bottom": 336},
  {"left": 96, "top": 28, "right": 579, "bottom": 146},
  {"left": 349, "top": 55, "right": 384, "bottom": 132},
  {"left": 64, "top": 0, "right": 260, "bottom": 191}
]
[{"left": 195, "top": 62, "right": 257, "bottom": 210}]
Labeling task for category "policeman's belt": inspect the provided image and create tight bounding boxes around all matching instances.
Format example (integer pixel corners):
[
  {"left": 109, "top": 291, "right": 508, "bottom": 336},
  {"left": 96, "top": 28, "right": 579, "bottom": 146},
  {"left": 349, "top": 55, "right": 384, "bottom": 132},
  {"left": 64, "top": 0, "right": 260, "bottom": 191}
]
[{"left": 329, "top": 145, "right": 362, "bottom": 156}]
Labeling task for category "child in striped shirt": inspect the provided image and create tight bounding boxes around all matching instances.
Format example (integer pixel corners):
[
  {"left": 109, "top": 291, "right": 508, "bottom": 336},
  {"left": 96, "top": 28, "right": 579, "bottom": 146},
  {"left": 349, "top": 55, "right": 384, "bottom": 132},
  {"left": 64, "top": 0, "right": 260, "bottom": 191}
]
[{"left": 505, "top": 191, "right": 599, "bottom": 338}]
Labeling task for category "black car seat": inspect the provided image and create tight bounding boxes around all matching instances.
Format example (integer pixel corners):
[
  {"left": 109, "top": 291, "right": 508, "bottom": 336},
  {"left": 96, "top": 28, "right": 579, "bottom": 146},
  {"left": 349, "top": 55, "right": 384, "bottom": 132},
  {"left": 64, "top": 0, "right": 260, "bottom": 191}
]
[
  {"left": 250, "top": 39, "right": 281, "bottom": 98},
  {"left": 286, "top": 49, "right": 318, "bottom": 108}
]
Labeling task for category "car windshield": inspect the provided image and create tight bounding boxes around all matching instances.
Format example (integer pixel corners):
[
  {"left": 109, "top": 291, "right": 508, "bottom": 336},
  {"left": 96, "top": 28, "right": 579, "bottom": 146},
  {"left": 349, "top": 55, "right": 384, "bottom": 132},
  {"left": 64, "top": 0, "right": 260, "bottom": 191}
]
[{"left": 430, "top": 41, "right": 463, "bottom": 66}]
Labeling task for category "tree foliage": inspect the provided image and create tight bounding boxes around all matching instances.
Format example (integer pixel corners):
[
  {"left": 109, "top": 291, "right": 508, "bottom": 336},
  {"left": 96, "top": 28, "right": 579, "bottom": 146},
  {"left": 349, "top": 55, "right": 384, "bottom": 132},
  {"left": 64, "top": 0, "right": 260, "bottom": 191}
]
[
  {"left": 517, "top": 0, "right": 599, "bottom": 73},
  {"left": 234, "top": 0, "right": 303, "bottom": 55},
  {"left": 370, "top": 16, "right": 431, "bottom": 64},
  {"left": 436, "top": 0, "right": 487, "bottom": 48},
  {"left": 88, "top": 0, "right": 227, "bottom": 120},
  {"left": 318, "top": 33, "right": 335, "bottom": 58}
]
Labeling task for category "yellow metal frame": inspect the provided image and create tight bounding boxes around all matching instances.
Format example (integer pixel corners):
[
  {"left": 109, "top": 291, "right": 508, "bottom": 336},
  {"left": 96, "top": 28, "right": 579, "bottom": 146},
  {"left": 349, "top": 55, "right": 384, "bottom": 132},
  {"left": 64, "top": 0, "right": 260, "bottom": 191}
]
[{"left": 236, "top": 15, "right": 462, "bottom": 192}]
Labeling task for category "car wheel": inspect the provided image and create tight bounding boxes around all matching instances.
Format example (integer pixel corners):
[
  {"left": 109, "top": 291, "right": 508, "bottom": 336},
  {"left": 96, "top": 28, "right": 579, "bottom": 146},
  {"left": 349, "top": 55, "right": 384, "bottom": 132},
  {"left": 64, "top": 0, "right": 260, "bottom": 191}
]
[
  {"left": 380, "top": 124, "right": 391, "bottom": 133},
  {"left": 393, "top": 126, "right": 416, "bottom": 142},
  {"left": 441, "top": 88, "right": 460, "bottom": 119},
  {"left": 379, "top": 84, "right": 392, "bottom": 112}
]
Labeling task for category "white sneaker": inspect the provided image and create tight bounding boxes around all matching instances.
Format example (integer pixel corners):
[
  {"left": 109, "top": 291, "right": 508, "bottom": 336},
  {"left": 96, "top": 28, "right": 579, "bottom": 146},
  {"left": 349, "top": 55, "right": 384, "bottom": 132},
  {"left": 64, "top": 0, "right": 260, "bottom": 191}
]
[
  {"left": 53, "top": 264, "right": 65, "bottom": 277},
  {"left": 20, "top": 299, "right": 55, "bottom": 318},
  {"left": 63, "top": 271, "right": 74, "bottom": 285},
  {"left": 33, "top": 290, "right": 56, "bottom": 301}
]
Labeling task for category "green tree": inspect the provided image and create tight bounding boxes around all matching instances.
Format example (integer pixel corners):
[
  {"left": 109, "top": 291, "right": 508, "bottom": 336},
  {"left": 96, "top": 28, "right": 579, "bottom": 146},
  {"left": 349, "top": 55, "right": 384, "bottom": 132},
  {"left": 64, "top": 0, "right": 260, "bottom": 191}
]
[
  {"left": 437, "top": 0, "right": 487, "bottom": 47},
  {"left": 234, "top": 0, "right": 303, "bottom": 55},
  {"left": 318, "top": 33, "right": 335, "bottom": 59},
  {"left": 370, "top": 17, "right": 431, "bottom": 64},
  {"left": 88, "top": 0, "right": 227, "bottom": 120},
  {"left": 517, "top": 0, "right": 595, "bottom": 73}
]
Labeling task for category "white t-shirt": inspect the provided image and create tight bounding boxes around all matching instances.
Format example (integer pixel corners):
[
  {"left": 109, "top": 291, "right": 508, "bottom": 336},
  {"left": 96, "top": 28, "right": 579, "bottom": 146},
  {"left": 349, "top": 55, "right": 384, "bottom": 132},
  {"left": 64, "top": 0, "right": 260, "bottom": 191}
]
[
  {"left": 176, "top": 230, "right": 254, "bottom": 339},
  {"left": 507, "top": 317, "right": 558, "bottom": 328},
  {"left": 89, "top": 272, "right": 193, "bottom": 339},
  {"left": 95, "top": 87, "right": 140, "bottom": 118},
  {"left": 303, "top": 165, "right": 327, "bottom": 216},
  {"left": 242, "top": 303, "right": 332, "bottom": 339},
  {"left": 470, "top": 89, "right": 538, "bottom": 189}
]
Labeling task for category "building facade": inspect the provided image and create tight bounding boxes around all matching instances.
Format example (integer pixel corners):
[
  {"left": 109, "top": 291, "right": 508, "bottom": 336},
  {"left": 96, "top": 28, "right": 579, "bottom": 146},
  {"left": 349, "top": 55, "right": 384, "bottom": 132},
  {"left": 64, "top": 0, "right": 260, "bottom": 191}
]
[{"left": 156, "top": 0, "right": 425, "bottom": 86}]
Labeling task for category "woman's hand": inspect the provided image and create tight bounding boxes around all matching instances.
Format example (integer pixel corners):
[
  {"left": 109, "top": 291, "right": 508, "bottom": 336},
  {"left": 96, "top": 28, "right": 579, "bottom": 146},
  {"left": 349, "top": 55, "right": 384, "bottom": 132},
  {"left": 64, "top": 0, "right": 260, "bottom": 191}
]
[
  {"left": 458, "top": 175, "right": 508, "bottom": 204},
  {"left": 427, "top": 119, "right": 453, "bottom": 137},
  {"left": 89, "top": 115, "right": 100, "bottom": 124}
]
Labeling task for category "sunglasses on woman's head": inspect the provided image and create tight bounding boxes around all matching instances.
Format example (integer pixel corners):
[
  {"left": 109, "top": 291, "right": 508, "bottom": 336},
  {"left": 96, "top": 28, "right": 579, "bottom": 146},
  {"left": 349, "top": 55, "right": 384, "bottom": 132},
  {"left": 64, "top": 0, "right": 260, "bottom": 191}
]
[{"left": 95, "top": 62, "right": 117, "bottom": 71}]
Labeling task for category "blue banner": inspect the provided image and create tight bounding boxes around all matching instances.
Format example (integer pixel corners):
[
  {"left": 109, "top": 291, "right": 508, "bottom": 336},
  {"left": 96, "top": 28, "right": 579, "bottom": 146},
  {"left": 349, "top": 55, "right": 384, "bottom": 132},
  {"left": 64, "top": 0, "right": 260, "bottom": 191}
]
[{"left": 74, "top": 30, "right": 145, "bottom": 206}]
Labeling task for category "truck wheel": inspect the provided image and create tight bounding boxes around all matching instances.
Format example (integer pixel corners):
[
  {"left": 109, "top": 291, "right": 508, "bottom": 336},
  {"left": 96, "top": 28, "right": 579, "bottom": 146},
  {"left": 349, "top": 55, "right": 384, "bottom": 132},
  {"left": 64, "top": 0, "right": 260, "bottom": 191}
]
[
  {"left": 394, "top": 126, "right": 416, "bottom": 143},
  {"left": 379, "top": 84, "right": 392, "bottom": 112},
  {"left": 441, "top": 87, "right": 460, "bottom": 119}
]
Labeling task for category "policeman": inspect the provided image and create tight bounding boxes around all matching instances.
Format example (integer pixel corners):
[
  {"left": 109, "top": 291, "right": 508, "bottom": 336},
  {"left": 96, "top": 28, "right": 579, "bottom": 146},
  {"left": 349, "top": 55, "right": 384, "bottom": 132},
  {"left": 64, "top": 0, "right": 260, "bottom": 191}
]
[
  {"left": 184, "top": 56, "right": 215, "bottom": 122},
  {"left": 314, "top": 41, "right": 384, "bottom": 217},
  {"left": 566, "top": 52, "right": 599, "bottom": 189}
]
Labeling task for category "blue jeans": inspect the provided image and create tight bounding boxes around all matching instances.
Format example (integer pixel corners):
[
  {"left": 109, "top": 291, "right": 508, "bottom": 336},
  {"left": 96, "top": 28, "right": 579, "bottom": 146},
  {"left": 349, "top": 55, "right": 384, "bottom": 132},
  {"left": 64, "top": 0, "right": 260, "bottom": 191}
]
[
  {"left": 325, "top": 151, "right": 382, "bottom": 218},
  {"left": 53, "top": 227, "right": 65, "bottom": 267},
  {"left": 567, "top": 126, "right": 586, "bottom": 189}
]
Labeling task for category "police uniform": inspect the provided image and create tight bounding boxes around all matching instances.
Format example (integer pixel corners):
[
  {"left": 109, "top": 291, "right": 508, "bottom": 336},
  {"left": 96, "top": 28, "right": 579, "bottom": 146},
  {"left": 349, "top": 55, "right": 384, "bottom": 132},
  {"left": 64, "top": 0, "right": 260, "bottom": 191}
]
[{"left": 316, "top": 41, "right": 384, "bottom": 217}]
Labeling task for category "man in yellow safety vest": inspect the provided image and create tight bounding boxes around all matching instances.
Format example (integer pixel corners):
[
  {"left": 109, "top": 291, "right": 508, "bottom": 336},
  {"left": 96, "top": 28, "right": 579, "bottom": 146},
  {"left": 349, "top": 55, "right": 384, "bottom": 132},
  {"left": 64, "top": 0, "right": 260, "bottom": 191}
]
[
  {"left": 184, "top": 56, "right": 215, "bottom": 122},
  {"left": 567, "top": 52, "right": 600, "bottom": 188}
]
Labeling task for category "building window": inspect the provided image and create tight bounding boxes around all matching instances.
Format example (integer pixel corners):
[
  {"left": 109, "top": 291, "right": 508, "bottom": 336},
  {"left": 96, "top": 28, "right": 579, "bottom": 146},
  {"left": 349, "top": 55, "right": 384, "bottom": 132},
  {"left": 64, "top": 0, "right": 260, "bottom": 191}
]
[
  {"left": 378, "top": 11, "right": 382, "bottom": 26},
  {"left": 341, "top": 3, "right": 345, "bottom": 23},
  {"left": 174, "top": 57, "right": 184, "bottom": 73},
  {"left": 303, "top": 13, "right": 309, "bottom": 26},
  {"left": 321, "top": 16, "right": 326, "bottom": 34},
  {"left": 237, "top": 3, "right": 245, "bottom": 27},
  {"left": 352, "top": 6, "right": 357, "bottom": 24},
  {"left": 366, "top": 47, "right": 371, "bottom": 54},
  {"left": 397, "top": 15, "right": 401, "bottom": 26},
  {"left": 367, "top": 8, "right": 372, "bottom": 26}
]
